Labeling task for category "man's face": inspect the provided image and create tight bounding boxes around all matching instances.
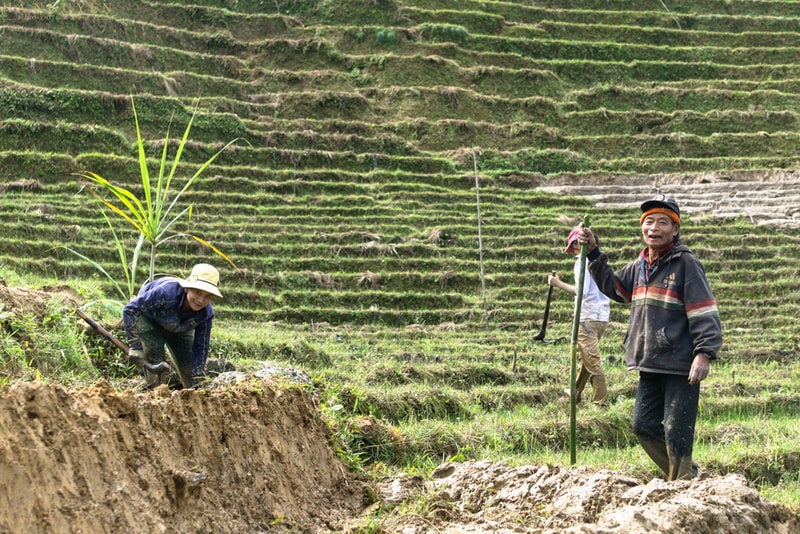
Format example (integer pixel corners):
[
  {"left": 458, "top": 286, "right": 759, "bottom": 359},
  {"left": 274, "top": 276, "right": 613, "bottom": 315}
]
[
  {"left": 184, "top": 288, "right": 214, "bottom": 311},
  {"left": 641, "top": 213, "right": 678, "bottom": 250}
]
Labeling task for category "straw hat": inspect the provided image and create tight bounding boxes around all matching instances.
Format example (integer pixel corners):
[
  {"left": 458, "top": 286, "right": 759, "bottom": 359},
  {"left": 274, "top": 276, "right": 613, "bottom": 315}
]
[{"left": 179, "top": 263, "right": 222, "bottom": 298}]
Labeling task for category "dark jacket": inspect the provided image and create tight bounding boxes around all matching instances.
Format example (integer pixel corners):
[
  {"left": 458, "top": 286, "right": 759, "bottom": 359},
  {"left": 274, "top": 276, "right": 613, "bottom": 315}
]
[
  {"left": 587, "top": 241, "right": 722, "bottom": 375},
  {"left": 123, "top": 277, "right": 214, "bottom": 373}
]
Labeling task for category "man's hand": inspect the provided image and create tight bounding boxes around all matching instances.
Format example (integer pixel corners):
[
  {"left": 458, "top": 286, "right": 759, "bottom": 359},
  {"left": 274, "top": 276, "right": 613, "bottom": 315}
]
[
  {"left": 548, "top": 273, "right": 560, "bottom": 287},
  {"left": 689, "top": 353, "right": 711, "bottom": 385},
  {"left": 578, "top": 227, "right": 598, "bottom": 251}
]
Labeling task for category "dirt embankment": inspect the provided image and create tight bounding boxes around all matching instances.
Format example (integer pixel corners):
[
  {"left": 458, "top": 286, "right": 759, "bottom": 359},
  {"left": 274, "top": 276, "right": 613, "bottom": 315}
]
[
  {"left": 0, "top": 380, "right": 366, "bottom": 533},
  {"left": 2, "top": 380, "right": 798, "bottom": 534}
]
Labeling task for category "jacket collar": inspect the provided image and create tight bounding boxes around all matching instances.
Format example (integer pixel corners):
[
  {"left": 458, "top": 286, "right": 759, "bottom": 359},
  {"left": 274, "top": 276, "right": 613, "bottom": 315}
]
[{"left": 639, "top": 241, "right": 677, "bottom": 267}]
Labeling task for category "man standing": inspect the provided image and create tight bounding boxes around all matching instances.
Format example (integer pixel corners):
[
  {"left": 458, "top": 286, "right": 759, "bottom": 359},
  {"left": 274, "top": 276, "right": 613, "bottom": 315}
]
[
  {"left": 548, "top": 225, "right": 611, "bottom": 407},
  {"left": 578, "top": 195, "right": 722, "bottom": 480},
  {"left": 124, "top": 263, "right": 222, "bottom": 390}
]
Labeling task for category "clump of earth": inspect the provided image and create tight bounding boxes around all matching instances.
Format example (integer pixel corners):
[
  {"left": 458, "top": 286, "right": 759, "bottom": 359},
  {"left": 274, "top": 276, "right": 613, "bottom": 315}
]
[
  {"left": 365, "top": 461, "right": 800, "bottom": 533},
  {"left": 1, "top": 252, "right": 800, "bottom": 533}
]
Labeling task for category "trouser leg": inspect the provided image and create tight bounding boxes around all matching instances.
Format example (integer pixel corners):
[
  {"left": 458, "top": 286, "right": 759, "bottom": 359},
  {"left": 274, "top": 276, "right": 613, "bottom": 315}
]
[
  {"left": 164, "top": 330, "right": 196, "bottom": 389},
  {"left": 663, "top": 374, "right": 700, "bottom": 480},
  {"left": 138, "top": 316, "right": 166, "bottom": 366},
  {"left": 632, "top": 372, "right": 700, "bottom": 481},
  {"left": 590, "top": 374, "right": 608, "bottom": 406},
  {"left": 577, "top": 320, "right": 608, "bottom": 406},
  {"left": 137, "top": 317, "right": 171, "bottom": 388},
  {"left": 574, "top": 366, "right": 591, "bottom": 404}
]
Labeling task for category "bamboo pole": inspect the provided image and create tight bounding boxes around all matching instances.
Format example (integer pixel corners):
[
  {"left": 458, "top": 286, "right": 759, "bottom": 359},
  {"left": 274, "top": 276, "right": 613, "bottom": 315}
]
[
  {"left": 569, "top": 216, "right": 590, "bottom": 465},
  {"left": 472, "top": 149, "right": 487, "bottom": 319}
]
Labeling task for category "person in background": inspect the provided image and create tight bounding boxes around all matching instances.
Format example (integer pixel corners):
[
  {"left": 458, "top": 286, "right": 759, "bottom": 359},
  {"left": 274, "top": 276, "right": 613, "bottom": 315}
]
[
  {"left": 124, "top": 263, "right": 222, "bottom": 389},
  {"left": 549, "top": 225, "right": 611, "bottom": 407},
  {"left": 578, "top": 195, "right": 722, "bottom": 480}
]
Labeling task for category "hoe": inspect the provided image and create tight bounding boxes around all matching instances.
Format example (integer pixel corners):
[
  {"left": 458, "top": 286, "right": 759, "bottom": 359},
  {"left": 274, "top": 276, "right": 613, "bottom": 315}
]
[{"left": 533, "top": 271, "right": 564, "bottom": 344}]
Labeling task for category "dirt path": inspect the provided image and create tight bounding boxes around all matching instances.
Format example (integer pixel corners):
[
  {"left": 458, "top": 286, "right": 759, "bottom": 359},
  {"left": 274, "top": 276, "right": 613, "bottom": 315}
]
[{"left": 539, "top": 169, "right": 800, "bottom": 228}]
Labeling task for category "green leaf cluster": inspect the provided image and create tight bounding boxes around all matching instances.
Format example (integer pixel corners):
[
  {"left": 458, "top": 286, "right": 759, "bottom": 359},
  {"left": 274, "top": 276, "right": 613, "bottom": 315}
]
[{"left": 68, "top": 95, "right": 243, "bottom": 301}]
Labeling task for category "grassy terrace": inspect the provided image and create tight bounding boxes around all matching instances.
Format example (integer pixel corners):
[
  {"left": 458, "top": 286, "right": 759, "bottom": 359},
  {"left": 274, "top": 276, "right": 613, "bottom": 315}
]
[{"left": 2, "top": 0, "right": 800, "bottom": 512}]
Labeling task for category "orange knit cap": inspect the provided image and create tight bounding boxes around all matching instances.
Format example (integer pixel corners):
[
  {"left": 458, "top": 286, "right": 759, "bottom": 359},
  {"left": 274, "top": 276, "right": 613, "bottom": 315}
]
[
  {"left": 640, "top": 195, "right": 681, "bottom": 225},
  {"left": 640, "top": 207, "right": 680, "bottom": 226}
]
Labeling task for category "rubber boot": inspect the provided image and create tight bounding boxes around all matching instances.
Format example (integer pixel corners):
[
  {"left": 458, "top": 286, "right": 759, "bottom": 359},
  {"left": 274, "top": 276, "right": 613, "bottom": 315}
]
[
  {"left": 128, "top": 351, "right": 144, "bottom": 370},
  {"left": 590, "top": 374, "right": 608, "bottom": 407},
  {"left": 636, "top": 437, "right": 698, "bottom": 480},
  {"left": 668, "top": 457, "right": 698, "bottom": 481},
  {"left": 174, "top": 358, "right": 193, "bottom": 389},
  {"left": 636, "top": 436, "right": 671, "bottom": 478},
  {"left": 177, "top": 364, "right": 194, "bottom": 389},
  {"left": 574, "top": 367, "right": 591, "bottom": 404},
  {"left": 145, "top": 361, "right": 170, "bottom": 374},
  {"left": 143, "top": 361, "right": 170, "bottom": 390},
  {"left": 144, "top": 369, "right": 166, "bottom": 390}
]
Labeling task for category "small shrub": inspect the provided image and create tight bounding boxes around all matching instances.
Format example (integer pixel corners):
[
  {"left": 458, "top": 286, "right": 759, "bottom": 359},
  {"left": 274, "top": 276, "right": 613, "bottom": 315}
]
[
  {"left": 375, "top": 29, "right": 397, "bottom": 46},
  {"left": 417, "top": 22, "right": 469, "bottom": 43}
]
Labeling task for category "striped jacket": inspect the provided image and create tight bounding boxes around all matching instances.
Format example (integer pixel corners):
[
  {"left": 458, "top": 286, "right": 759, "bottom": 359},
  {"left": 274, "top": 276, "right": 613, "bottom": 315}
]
[{"left": 587, "top": 241, "right": 722, "bottom": 375}]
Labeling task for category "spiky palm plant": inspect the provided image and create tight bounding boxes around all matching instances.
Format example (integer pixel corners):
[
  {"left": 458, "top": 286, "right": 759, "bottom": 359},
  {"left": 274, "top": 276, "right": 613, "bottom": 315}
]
[{"left": 73, "top": 95, "right": 242, "bottom": 301}]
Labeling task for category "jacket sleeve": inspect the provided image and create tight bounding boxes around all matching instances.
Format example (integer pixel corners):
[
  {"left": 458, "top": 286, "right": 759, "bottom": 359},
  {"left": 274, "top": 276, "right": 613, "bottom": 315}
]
[
  {"left": 587, "top": 248, "right": 637, "bottom": 304},
  {"left": 122, "top": 282, "right": 166, "bottom": 351},
  {"left": 123, "top": 295, "right": 147, "bottom": 351},
  {"left": 684, "top": 257, "right": 723, "bottom": 360},
  {"left": 190, "top": 313, "right": 213, "bottom": 377}
]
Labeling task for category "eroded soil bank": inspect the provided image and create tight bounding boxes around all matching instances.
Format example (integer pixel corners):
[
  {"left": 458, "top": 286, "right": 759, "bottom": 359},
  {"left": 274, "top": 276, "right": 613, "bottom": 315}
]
[{"left": 0, "top": 380, "right": 365, "bottom": 533}]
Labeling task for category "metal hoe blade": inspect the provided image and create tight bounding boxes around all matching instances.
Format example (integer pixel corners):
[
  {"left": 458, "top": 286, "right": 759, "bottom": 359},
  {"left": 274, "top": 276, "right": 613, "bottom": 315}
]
[{"left": 533, "top": 271, "right": 564, "bottom": 343}]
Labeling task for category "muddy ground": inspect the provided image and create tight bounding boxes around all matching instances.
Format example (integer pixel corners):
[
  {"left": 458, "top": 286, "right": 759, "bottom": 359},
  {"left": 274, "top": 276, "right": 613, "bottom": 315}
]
[
  {"left": 2, "top": 375, "right": 798, "bottom": 534},
  {"left": 3, "top": 172, "right": 800, "bottom": 532}
]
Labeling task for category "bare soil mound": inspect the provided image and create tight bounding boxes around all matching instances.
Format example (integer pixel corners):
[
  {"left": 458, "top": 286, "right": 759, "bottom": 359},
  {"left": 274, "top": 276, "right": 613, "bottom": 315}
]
[
  {"left": 0, "top": 280, "right": 81, "bottom": 319},
  {"left": 0, "top": 380, "right": 366, "bottom": 533},
  {"left": 371, "top": 460, "right": 800, "bottom": 533}
]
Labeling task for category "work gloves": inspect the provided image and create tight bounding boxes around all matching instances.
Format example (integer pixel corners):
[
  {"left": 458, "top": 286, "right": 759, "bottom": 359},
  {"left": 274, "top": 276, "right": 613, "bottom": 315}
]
[{"left": 129, "top": 348, "right": 168, "bottom": 372}]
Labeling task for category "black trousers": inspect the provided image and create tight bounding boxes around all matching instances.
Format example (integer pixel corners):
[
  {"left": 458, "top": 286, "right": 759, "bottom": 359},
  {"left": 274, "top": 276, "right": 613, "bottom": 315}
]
[{"left": 631, "top": 371, "right": 700, "bottom": 480}]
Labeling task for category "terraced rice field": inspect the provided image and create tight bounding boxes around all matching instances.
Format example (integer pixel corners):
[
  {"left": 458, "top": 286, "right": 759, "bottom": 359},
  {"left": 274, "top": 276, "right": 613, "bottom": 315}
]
[{"left": 2, "top": 0, "right": 800, "bottom": 499}]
